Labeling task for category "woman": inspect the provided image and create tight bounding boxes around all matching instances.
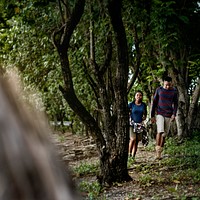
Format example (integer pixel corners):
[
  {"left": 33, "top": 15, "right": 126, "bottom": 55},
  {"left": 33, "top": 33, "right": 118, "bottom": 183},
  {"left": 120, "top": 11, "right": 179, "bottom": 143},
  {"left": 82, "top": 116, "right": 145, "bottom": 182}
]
[{"left": 128, "top": 90, "right": 147, "bottom": 159}]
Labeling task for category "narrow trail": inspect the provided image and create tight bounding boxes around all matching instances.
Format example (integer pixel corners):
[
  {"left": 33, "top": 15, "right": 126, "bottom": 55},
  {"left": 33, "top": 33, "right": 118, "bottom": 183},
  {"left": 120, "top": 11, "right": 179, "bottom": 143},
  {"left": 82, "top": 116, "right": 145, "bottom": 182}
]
[
  {"left": 51, "top": 131, "right": 154, "bottom": 164},
  {"left": 51, "top": 132, "right": 200, "bottom": 200}
]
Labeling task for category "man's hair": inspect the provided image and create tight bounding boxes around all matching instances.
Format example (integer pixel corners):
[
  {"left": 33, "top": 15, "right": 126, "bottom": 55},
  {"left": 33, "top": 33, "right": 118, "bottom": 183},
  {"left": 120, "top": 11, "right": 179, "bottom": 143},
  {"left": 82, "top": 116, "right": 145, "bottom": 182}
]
[{"left": 163, "top": 76, "right": 172, "bottom": 82}]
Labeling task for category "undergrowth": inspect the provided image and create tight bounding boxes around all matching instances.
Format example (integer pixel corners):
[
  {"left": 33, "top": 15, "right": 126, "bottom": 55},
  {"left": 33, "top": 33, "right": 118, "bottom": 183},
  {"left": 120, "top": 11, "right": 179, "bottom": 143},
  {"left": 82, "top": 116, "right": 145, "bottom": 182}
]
[
  {"left": 164, "top": 131, "right": 200, "bottom": 170},
  {"left": 72, "top": 130, "right": 200, "bottom": 199}
]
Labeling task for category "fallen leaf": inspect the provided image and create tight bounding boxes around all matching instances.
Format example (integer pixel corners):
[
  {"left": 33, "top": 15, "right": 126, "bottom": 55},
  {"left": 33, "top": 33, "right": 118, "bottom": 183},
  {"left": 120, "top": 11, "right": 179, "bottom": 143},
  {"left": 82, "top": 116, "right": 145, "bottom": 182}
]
[{"left": 173, "top": 180, "right": 180, "bottom": 184}]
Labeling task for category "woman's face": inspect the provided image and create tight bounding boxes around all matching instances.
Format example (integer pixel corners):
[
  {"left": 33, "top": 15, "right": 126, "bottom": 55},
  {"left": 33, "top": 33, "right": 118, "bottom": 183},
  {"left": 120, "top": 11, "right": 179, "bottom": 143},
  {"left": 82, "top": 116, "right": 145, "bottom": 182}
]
[{"left": 135, "top": 92, "right": 143, "bottom": 101}]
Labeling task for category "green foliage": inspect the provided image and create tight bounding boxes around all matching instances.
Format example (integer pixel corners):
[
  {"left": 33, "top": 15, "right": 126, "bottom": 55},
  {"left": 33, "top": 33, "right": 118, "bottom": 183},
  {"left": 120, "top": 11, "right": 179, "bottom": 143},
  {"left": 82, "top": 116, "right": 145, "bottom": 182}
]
[
  {"left": 57, "top": 134, "right": 65, "bottom": 143},
  {"left": 0, "top": 0, "right": 80, "bottom": 124},
  {"left": 162, "top": 131, "right": 200, "bottom": 183},
  {"left": 127, "top": 156, "right": 136, "bottom": 168},
  {"left": 143, "top": 141, "right": 155, "bottom": 152},
  {"left": 1, "top": 0, "right": 200, "bottom": 134},
  {"left": 72, "top": 161, "right": 103, "bottom": 199},
  {"left": 0, "top": 0, "right": 66, "bottom": 120},
  {"left": 78, "top": 180, "right": 103, "bottom": 199},
  {"left": 138, "top": 174, "right": 153, "bottom": 187},
  {"left": 165, "top": 133, "right": 200, "bottom": 160},
  {"left": 171, "top": 168, "right": 200, "bottom": 184},
  {"left": 73, "top": 161, "right": 99, "bottom": 176},
  {"left": 124, "top": 0, "right": 200, "bottom": 107}
]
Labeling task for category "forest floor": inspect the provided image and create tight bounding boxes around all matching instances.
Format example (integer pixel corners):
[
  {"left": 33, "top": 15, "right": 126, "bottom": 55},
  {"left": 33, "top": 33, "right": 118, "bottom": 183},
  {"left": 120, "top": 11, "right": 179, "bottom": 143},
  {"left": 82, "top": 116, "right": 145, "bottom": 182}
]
[{"left": 51, "top": 131, "right": 200, "bottom": 200}]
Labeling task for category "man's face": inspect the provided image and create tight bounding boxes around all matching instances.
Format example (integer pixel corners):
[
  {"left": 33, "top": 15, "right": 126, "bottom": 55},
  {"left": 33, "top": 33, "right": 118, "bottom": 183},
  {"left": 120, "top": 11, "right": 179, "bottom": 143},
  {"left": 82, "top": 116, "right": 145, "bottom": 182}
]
[{"left": 163, "top": 81, "right": 172, "bottom": 90}]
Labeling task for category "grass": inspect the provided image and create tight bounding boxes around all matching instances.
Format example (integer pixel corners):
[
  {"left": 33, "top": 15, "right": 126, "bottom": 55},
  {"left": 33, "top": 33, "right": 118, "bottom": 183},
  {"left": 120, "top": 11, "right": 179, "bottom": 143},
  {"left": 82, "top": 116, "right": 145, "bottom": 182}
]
[
  {"left": 163, "top": 131, "right": 200, "bottom": 173},
  {"left": 57, "top": 134, "right": 66, "bottom": 142},
  {"left": 78, "top": 180, "right": 103, "bottom": 199},
  {"left": 73, "top": 161, "right": 99, "bottom": 176}
]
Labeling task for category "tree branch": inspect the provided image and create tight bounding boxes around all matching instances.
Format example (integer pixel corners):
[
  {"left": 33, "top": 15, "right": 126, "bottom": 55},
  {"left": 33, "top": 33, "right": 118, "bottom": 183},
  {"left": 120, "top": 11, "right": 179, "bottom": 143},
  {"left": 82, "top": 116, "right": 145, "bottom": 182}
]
[
  {"left": 99, "top": 33, "right": 112, "bottom": 76},
  {"left": 127, "top": 25, "right": 141, "bottom": 94}
]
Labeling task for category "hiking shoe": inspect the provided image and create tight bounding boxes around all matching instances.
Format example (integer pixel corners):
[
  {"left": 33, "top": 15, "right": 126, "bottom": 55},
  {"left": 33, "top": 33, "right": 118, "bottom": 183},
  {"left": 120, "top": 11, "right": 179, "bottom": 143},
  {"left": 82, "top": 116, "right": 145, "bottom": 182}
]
[
  {"left": 155, "top": 156, "right": 162, "bottom": 161},
  {"left": 155, "top": 146, "right": 163, "bottom": 160}
]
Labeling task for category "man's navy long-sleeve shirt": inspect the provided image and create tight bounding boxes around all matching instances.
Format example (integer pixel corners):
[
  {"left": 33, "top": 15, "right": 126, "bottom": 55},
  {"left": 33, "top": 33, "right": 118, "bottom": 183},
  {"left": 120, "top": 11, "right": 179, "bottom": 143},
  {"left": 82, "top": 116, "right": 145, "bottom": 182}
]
[{"left": 151, "top": 86, "right": 178, "bottom": 118}]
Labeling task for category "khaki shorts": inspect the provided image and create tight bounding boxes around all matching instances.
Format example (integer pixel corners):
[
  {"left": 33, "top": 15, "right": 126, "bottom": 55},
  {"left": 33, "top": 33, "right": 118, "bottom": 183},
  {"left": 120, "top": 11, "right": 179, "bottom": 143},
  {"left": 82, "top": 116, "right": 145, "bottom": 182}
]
[
  {"left": 156, "top": 115, "right": 171, "bottom": 137},
  {"left": 129, "top": 126, "right": 142, "bottom": 141}
]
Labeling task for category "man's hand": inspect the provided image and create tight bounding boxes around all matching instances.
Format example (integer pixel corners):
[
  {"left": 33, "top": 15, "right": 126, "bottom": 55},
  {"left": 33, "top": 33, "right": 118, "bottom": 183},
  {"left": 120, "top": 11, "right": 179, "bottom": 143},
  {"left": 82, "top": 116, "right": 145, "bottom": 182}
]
[
  {"left": 151, "top": 117, "right": 156, "bottom": 123},
  {"left": 171, "top": 115, "right": 175, "bottom": 121}
]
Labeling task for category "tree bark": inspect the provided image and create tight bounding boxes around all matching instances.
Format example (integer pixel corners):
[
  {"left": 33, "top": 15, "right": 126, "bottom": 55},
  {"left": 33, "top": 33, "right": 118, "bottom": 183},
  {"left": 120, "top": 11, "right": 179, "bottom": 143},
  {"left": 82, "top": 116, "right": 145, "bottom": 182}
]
[
  {"left": 174, "top": 73, "right": 189, "bottom": 138},
  {"left": 170, "top": 65, "right": 200, "bottom": 138},
  {"left": 52, "top": 0, "right": 132, "bottom": 185},
  {"left": 188, "top": 78, "right": 200, "bottom": 131}
]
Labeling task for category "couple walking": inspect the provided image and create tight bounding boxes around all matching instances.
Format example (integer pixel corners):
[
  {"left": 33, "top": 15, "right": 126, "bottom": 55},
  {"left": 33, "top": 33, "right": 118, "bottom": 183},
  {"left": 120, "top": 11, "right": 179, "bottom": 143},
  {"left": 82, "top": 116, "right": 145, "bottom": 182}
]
[{"left": 128, "top": 76, "right": 178, "bottom": 160}]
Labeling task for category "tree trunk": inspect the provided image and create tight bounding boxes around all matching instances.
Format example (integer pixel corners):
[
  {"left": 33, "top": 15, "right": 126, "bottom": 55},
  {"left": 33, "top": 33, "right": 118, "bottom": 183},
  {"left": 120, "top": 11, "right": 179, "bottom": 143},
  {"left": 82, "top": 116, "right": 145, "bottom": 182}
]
[
  {"left": 52, "top": 0, "right": 132, "bottom": 185},
  {"left": 170, "top": 69, "right": 189, "bottom": 138},
  {"left": 170, "top": 67, "right": 200, "bottom": 139},
  {"left": 193, "top": 103, "right": 200, "bottom": 130},
  {"left": 188, "top": 78, "right": 200, "bottom": 131}
]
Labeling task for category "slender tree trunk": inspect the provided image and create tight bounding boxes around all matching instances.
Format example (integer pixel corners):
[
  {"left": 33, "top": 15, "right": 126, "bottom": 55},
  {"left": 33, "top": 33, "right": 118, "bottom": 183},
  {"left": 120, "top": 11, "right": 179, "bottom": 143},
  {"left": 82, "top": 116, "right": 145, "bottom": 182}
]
[
  {"left": 193, "top": 103, "right": 200, "bottom": 130},
  {"left": 170, "top": 69, "right": 200, "bottom": 138},
  {"left": 170, "top": 69, "right": 189, "bottom": 138},
  {"left": 188, "top": 78, "right": 200, "bottom": 131}
]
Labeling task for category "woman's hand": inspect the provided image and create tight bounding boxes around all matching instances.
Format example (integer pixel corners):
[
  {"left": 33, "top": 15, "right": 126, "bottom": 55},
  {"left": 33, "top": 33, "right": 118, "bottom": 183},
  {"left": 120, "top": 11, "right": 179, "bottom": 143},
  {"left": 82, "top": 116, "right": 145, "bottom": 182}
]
[
  {"left": 142, "top": 116, "right": 146, "bottom": 121},
  {"left": 151, "top": 117, "right": 156, "bottom": 123}
]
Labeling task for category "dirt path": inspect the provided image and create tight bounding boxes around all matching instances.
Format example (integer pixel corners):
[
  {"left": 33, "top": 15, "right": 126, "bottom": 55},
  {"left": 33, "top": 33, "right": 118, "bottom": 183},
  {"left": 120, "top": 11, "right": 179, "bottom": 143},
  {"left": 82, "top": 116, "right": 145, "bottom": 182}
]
[{"left": 51, "top": 132, "right": 200, "bottom": 200}]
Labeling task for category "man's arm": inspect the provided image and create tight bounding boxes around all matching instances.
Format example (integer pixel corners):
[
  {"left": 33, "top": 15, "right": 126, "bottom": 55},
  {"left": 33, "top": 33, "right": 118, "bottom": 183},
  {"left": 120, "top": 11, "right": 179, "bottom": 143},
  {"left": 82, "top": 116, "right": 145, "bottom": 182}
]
[{"left": 151, "top": 88, "right": 159, "bottom": 119}]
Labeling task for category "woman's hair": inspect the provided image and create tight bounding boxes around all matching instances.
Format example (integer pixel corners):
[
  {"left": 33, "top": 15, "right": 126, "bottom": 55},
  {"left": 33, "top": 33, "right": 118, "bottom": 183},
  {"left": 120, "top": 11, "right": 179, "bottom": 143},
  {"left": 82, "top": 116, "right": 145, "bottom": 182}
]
[
  {"left": 0, "top": 75, "right": 79, "bottom": 200},
  {"left": 135, "top": 90, "right": 143, "bottom": 96}
]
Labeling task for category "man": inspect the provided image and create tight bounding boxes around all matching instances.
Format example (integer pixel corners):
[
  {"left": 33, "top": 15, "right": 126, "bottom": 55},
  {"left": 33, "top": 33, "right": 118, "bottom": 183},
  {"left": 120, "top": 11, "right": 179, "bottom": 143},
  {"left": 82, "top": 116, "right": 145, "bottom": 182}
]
[{"left": 151, "top": 76, "right": 178, "bottom": 159}]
